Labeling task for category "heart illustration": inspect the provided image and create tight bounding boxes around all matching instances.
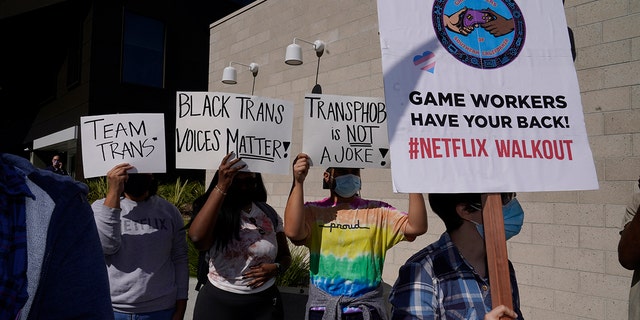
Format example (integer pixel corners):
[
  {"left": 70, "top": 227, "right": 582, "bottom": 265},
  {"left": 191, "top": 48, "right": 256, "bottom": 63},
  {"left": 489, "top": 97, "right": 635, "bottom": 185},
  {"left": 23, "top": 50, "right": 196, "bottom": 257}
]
[{"left": 413, "top": 51, "right": 436, "bottom": 73}]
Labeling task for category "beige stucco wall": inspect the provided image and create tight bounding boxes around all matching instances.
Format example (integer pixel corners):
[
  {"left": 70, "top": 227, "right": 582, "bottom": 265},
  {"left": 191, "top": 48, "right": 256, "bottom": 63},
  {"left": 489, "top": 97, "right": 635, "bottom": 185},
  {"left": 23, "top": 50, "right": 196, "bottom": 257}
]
[{"left": 206, "top": 1, "right": 640, "bottom": 319}]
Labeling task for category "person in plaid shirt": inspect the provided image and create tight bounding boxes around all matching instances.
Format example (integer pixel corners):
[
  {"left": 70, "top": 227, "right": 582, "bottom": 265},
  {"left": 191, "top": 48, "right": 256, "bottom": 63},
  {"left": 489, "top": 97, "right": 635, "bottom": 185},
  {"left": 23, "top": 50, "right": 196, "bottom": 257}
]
[{"left": 389, "top": 193, "right": 523, "bottom": 320}]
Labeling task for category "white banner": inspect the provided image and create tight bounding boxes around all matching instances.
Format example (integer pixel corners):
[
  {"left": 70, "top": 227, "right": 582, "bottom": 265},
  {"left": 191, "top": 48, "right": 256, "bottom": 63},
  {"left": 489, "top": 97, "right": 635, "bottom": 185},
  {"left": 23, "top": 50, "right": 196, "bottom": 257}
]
[
  {"left": 302, "top": 94, "right": 390, "bottom": 169},
  {"left": 377, "top": 0, "right": 598, "bottom": 193},
  {"left": 175, "top": 92, "right": 294, "bottom": 174},
  {"left": 80, "top": 113, "right": 166, "bottom": 178}
]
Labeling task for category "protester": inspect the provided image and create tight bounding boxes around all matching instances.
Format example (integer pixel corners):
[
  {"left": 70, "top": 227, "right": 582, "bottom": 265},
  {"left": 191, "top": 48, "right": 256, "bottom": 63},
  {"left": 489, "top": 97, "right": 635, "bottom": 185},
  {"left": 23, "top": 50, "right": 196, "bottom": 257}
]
[
  {"left": 389, "top": 192, "right": 523, "bottom": 319},
  {"left": 92, "top": 163, "right": 189, "bottom": 320},
  {"left": 284, "top": 153, "right": 428, "bottom": 320},
  {"left": 0, "top": 153, "right": 112, "bottom": 319},
  {"left": 618, "top": 176, "right": 640, "bottom": 320},
  {"left": 44, "top": 153, "right": 68, "bottom": 175},
  {"left": 188, "top": 152, "right": 291, "bottom": 320}
]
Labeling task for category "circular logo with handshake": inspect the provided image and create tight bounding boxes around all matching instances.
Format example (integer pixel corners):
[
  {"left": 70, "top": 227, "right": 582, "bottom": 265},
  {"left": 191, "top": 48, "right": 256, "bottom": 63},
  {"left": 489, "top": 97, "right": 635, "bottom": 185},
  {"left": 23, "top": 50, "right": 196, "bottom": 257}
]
[{"left": 432, "top": 0, "right": 526, "bottom": 69}]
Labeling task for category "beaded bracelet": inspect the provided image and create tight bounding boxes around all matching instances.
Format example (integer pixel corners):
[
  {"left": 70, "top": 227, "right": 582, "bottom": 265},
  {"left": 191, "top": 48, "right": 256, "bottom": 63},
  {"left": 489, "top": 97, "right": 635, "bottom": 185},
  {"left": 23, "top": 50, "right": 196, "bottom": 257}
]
[{"left": 214, "top": 185, "right": 227, "bottom": 196}]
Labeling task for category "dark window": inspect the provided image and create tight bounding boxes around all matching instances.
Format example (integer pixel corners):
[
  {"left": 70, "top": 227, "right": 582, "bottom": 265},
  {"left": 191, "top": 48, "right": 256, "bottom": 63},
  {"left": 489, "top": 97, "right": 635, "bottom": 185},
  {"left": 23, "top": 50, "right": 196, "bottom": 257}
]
[
  {"left": 67, "top": 21, "right": 83, "bottom": 89},
  {"left": 122, "top": 11, "right": 165, "bottom": 88}
]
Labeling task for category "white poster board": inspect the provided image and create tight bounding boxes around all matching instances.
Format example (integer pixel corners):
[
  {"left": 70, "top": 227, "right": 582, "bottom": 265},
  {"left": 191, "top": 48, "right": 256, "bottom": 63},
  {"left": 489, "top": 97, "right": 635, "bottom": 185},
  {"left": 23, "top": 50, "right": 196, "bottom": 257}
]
[
  {"left": 80, "top": 113, "right": 166, "bottom": 178},
  {"left": 175, "top": 92, "right": 294, "bottom": 174},
  {"left": 377, "top": 0, "right": 598, "bottom": 193},
  {"left": 302, "top": 94, "right": 390, "bottom": 169}
]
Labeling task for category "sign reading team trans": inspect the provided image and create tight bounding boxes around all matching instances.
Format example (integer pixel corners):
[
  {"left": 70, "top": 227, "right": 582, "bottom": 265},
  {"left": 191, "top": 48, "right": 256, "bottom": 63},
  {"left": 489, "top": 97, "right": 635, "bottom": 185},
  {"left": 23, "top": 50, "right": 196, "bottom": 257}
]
[
  {"left": 376, "top": 0, "right": 598, "bottom": 193},
  {"left": 80, "top": 113, "right": 166, "bottom": 178},
  {"left": 302, "top": 94, "right": 390, "bottom": 169},
  {"left": 175, "top": 92, "right": 293, "bottom": 175}
]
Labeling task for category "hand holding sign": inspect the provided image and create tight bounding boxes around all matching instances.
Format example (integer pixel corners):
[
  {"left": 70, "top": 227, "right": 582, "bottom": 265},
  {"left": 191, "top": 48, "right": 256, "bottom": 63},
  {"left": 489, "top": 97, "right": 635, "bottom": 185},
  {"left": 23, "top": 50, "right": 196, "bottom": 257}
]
[
  {"left": 80, "top": 113, "right": 166, "bottom": 178},
  {"left": 175, "top": 92, "right": 293, "bottom": 174},
  {"left": 292, "top": 153, "right": 311, "bottom": 185},
  {"left": 105, "top": 163, "right": 134, "bottom": 199}
]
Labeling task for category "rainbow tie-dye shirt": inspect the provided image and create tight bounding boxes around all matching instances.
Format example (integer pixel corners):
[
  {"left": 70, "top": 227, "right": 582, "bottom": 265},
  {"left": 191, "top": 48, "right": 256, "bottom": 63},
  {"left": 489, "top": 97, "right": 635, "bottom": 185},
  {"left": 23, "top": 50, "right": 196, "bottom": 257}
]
[{"left": 302, "top": 197, "right": 409, "bottom": 298}]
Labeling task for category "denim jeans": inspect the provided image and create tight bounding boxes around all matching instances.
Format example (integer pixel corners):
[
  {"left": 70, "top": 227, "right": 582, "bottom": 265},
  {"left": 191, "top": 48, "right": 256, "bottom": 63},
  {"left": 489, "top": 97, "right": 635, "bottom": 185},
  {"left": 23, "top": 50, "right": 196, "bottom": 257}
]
[{"left": 113, "top": 308, "right": 175, "bottom": 320}]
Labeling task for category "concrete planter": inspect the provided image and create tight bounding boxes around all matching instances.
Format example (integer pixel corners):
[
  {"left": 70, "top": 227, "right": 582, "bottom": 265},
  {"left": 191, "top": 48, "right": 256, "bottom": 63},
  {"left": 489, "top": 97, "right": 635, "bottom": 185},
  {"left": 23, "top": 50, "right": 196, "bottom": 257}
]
[{"left": 279, "top": 286, "right": 308, "bottom": 320}]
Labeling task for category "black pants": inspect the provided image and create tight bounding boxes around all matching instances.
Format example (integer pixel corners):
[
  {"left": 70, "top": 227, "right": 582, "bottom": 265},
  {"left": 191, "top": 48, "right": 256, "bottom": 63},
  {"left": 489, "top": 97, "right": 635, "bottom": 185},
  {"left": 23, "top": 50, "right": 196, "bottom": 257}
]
[
  {"left": 193, "top": 280, "right": 284, "bottom": 320},
  {"left": 308, "top": 309, "right": 383, "bottom": 320}
]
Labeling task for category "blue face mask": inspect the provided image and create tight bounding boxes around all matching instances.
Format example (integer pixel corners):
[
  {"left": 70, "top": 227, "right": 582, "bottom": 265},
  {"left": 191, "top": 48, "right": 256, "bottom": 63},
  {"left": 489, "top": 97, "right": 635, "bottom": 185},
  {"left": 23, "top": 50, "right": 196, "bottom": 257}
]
[
  {"left": 469, "top": 198, "right": 524, "bottom": 240},
  {"left": 333, "top": 174, "right": 361, "bottom": 198}
]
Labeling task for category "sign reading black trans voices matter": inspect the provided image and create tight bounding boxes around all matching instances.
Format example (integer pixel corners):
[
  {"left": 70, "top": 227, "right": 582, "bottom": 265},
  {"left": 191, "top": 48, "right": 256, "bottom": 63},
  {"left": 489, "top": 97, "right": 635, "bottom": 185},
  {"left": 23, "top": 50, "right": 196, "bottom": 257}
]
[{"left": 175, "top": 92, "right": 294, "bottom": 175}]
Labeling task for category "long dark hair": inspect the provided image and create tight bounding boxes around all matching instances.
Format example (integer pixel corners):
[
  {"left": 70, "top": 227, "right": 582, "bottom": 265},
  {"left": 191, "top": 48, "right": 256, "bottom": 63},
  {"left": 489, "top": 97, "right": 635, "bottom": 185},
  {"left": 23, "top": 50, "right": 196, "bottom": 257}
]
[{"left": 190, "top": 171, "right": 267, "bottom": 252}]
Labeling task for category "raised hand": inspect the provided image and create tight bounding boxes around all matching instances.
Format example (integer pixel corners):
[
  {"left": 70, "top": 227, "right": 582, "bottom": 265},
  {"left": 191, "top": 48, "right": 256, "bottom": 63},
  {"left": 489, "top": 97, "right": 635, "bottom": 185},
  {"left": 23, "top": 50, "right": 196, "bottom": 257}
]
[
  {"left": 216, "top": 152, "right": 246, "bottom": 191},
  {"left": 292, "top": 153, "right": 310, "bottom": 184}
]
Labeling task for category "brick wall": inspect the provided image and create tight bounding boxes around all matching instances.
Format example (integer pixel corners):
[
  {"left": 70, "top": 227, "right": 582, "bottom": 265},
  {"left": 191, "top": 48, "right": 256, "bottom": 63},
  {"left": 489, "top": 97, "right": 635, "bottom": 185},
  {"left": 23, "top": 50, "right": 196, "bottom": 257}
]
[{"left": 207, "top": 1, "right": 639, "bottom": 318}]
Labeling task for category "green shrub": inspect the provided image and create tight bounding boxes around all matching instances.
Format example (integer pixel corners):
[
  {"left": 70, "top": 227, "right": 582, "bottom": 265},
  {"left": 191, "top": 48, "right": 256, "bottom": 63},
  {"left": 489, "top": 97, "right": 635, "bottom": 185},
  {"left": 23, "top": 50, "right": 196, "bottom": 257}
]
[
  {"left": 185, "top": 223, "right": 199, "bottom": 277},
  {"left": 157, "top": 178, "right": 205, "bottom": 216},
  {"left": 276, "top": 241, "right": 310, "bottom": 287},
  {"left": 86, "top": 176, "right": 109, "bottom": 204}
]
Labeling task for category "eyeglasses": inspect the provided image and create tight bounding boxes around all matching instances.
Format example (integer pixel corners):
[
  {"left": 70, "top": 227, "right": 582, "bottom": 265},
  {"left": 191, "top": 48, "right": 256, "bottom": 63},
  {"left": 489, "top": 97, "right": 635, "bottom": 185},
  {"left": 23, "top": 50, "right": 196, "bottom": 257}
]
[
  {"left": 469, "top": 193, "right": 516, "bottom": 211},
  {"left": 248, "top": 217, "right": 265, "bottom": 235}
]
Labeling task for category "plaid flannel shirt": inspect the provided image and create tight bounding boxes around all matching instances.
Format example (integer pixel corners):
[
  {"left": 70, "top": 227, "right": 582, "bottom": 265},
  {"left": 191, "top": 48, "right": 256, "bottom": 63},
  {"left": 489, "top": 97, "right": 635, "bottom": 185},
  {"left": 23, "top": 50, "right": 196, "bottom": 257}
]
[{"left": 389, "top": 232, "right": 523, "bottom": 320}]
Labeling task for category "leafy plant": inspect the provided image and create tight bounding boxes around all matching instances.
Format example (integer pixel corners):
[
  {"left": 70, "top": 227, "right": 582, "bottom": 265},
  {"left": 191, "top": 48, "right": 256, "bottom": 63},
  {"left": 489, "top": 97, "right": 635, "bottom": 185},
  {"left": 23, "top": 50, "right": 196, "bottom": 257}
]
[
  {"left": 157, "top": 178, "right": 205, "bottom": 215},
  {"left": 159, "top": 177, "right": 190, "bottom": 205},
  {"left": 276, "top": 241, "right": 310, "bottom": 288},
  {"left": 86, "top": 176, "right": 109, "bottom": 204},
  {"left": 186, "top": 229, "right": 200, "bottom": 277}
]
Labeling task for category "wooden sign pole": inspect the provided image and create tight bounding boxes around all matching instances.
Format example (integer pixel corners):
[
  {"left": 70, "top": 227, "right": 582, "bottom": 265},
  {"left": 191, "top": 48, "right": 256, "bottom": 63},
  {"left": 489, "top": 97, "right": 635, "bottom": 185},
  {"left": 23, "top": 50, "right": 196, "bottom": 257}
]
[{"left": 482, "top": 193, "right": 513, "bottom": 319}]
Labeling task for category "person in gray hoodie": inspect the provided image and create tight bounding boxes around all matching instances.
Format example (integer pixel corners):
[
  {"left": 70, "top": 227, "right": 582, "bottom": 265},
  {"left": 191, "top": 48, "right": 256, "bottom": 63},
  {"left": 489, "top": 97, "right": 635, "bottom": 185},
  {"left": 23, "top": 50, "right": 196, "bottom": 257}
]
[{"left": 92, "top": 163, "right": 189, "bottom": 320}]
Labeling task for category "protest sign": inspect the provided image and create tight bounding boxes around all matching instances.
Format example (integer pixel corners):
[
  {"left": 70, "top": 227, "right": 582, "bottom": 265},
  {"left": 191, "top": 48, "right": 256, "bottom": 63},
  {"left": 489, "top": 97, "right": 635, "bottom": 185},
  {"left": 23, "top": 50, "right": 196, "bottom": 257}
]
[
  {"left": 80, "top": 113, "right": 166, "bottom": 178},
  {"left": 302, "top": 93, "right": 390, "bottom": 169},
  {"left": 175, "top": 92, "right": 294, "bottom": 174},
  {"left": 377, "top": 0, "right": 598, "bottom": 193}
]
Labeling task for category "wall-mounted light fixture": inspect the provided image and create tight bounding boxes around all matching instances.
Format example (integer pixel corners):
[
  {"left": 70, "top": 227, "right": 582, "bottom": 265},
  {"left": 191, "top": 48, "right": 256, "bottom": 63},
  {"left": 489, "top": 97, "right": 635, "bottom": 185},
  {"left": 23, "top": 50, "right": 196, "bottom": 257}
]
[
  {"left": 221, "top": 61, "right": 259, "bottom": 94},
  {"left": 285, "top": 38, "right": 325, "bottom": 65},
  {"left": 284, "top": 38, "right": 325, "bottom": 93}
]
